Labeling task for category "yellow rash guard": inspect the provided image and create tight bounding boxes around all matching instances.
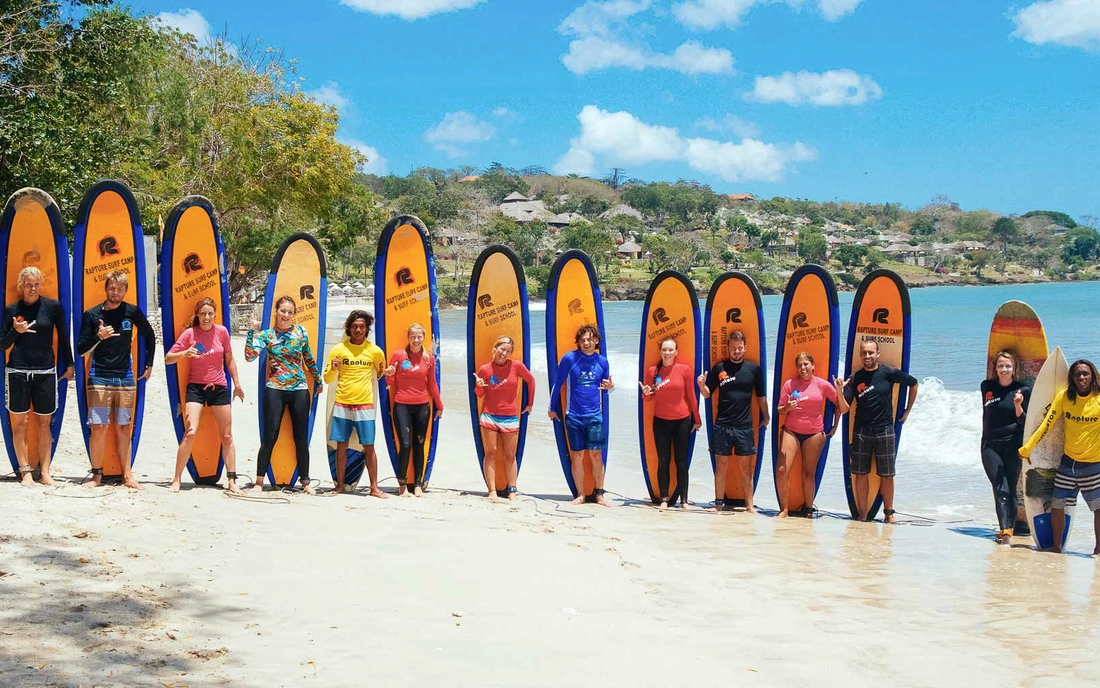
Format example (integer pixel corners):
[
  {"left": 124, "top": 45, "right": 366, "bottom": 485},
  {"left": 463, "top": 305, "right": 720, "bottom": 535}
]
[{"left": 1020, "top": 390, "right": 1100, "bottom": 463}]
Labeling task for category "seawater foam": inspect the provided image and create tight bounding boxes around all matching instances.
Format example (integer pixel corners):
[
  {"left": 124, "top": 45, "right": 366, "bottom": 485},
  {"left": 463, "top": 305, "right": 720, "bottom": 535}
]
[{"left": 903, "top": 377, "right": 982, "bottom": 468}]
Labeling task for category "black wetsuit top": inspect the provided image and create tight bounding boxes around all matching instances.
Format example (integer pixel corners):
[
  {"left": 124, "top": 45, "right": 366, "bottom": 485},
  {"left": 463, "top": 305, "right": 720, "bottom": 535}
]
[
  {"left": 76, "top": 302, "right": 156, "bottom": 377},
  {"left": 843, "top": 364, "right": 918, "bottom": 432},
  {"left": 0, "top": 297, "right": 73, "bottom": 371},
  {"left": 705, "top": 360, "right": 765, "bottom": 427},
  {"left": 981, "top": 379, "right": 1029, "bottom": 444}
]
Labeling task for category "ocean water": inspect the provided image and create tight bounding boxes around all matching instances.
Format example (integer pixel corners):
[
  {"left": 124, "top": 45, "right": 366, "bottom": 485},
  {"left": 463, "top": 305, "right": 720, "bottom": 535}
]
[{"left": 326, "top": 281, "right": 1100, "bottom": 525}]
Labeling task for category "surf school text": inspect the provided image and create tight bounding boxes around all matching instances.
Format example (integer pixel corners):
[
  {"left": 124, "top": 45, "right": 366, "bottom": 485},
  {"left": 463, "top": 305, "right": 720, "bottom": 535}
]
[{"left": 86, "top": 255, "right": 135, "bottom": 282}]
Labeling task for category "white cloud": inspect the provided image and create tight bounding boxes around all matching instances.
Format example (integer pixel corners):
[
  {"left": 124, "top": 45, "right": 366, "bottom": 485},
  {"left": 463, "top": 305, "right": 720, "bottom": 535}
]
[
  {"left": 561, "top": 35, "right": 733, "bottom": 75},
  {"left": 747, "top": 69, "right": 882, "bottom": 106},
  {"left": 1011, "top": 0, "right": 1100, "bottom": 51},
  {"left": 153, "top": 8, "right": 213, "bottom": 44},
  {"left": 559, "top": 0, "right": 652, "bottom": 37},
  {"left": 424, "top": 111, "right": 496, "bottom": 157},
  {"left": 308, "top": 81, "right": 350, "bottom": 115},
  {"left": 554, "top": 105, "right": 816, "bottom": 182},
  {"left": 559, "top": 0, "right": 733, "bottom": 75},
  {"left": 672, "top": 0, "right": 863, "bottom": 30},
  {"left": 340, "top": 137, "right": 389, "bottom": 175},
  {"left": 339, "top": 0, "right": 486, "bottom": 20},
  {"left": 696, "top": 114, "right": 761, "bottom": 138}
]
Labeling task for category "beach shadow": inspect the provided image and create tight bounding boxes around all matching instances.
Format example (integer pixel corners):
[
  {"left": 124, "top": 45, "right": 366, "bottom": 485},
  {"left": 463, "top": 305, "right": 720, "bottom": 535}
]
[{"left": 0, "top": 535, "right": 246, "bottom": 686}]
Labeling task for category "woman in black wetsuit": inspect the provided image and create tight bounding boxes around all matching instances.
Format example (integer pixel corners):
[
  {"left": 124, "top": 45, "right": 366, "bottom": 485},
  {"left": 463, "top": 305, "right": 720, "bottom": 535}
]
[{"left": 980, "top": 350, "right": 1029, "bottom": 545}]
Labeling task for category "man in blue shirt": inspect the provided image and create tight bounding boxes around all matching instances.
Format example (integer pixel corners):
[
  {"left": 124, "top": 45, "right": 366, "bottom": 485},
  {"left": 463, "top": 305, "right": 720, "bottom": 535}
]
[{"left": 549, "top": 325, "right": 614, "bottom": 505}]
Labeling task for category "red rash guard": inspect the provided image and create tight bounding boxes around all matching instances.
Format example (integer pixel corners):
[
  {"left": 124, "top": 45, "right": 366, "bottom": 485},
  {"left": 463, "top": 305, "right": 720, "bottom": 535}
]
[
  {"left": 643, "top": 361, "right": 701, "bottom": 423},
  {"left": 386, "top": 349, "right": 444, "bottom": 409},
  {"left": 474, "top": 359, "right": 536, "bottom": 416}
]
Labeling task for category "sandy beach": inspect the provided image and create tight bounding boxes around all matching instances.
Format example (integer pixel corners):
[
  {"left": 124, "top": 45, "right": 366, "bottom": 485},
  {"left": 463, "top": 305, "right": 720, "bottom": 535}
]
[{"left": 2, "top": 337, "right": 1100, "bottom": 687}]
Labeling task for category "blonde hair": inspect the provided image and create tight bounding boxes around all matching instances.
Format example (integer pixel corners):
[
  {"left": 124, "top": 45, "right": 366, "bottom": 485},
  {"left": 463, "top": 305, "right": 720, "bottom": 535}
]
[
  {"left": 17, "top": 267, "right": 42, "bottom": 293},
  {"left": 493, "top": 335, "right": 515, "bottom": 350},
  {"left": 104, "top": 270, "right": 128, "bottom": 290}
]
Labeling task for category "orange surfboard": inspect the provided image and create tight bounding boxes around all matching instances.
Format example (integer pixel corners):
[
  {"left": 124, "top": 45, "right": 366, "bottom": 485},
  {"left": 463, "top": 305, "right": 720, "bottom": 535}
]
[
  {"left": 0, "top": 189, "right": 71, "bottom": 474},
  {"left": 160, "top": 196, "right": 231, "bottom": 485},
  {"left": 466, "top": 245, "right": 531, "bottom": 492},
  {"left": 545, "top": 250, "right": 608, "bottom": 499},
  {"left": 72, "top": 180, "right": 149, "bottom": 478},
  {"left": 704, "top": 272, "right": 767, "bottom": 506},
  {"left": 258, "top": 233, "right": 327, "bottom": 486},
  {"left": 772, "top": 265, "right": 840, "bottom": 513},
  {"left": 638, "top": 271, "right": 700, "bottom": 503},
  {"left": 374, "top": 215, "right": 441, "bottom": 487},
  {"left": 842, "top": 269, "right": 912, "bottom": 521}
]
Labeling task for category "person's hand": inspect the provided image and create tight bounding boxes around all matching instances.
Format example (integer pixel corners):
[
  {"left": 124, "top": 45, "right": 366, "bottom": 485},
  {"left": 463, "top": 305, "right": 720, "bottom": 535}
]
[
  {"left": 331, "top": 357, "right": 341, "bottom": 371},
  {"left": 384, "top": 365, "right": 396, "bottom": 376},
  {"left": 473, "top": 373, "right": 487, "bottom": 388},
  {"left": 434, "top": 408, "right": 443, "bottom": 420},
  {"left": 60, "top": 367, "right": 74, "bottom": 381},
  {"left": 141, "top": 365, "right": 153, "bottom": 381},
  {"left": 638, "top": 381, "right": 654, "bottom": 396},
  {"left": 759, "top": 415, "right": 770, "bottom": 428},
  {"left": 833, "top": 376, "right": 849, "bottom": 392},
  {"left": 548, "top": 410, "right": 559, "bottom": 421},
  {"left": 13, "top": 317, "right": 36, "bottom": 335},
  {"left": 97, "top": 320, "right": 118, "bottom": 340},
  {"left": 899, "top": 411, "right": 910, "bottom": 423},
  {"left": 600, "top": 376, "right": 614, "bottom": 391},
  {"left": 233, "top": 384, "right": 245, "bottom": 402},
  {"left": 314, "top": 382, "right": 323, "bottom": 397},
  {"left": 784, "top": 398, "right": 799, "bottom": 411},
  {"left": 1014, "top": 390, "right": 1024, "bottom": 406},
  {"left": 183, "top": 345, "right": 202, "bottom": 359},
  {"left": 249, "top": 319, "right": 262, "bottom": 331},
  {"left": 522, "top": 405, "right": 533, "bottom": 415},
  {"left": 692, "top": 422, "right": 701, "bottom": 433},
  {"left": 696, "top": 374, "right": 707, "bottom": 389}
]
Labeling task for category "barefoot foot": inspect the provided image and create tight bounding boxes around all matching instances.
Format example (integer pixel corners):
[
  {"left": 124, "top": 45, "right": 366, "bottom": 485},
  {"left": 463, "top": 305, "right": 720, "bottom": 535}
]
[
  {"left": 570, "top": 495, "right": 585, "bottom": 505},
  {"left": 369, "top": 487, "right": 387, "bottom": 499},
  {"left": 303, "top": 483, "right": 316, "bottom": 495},
  {"left": 169, "top": 480, "right": 181, "bottom": 494},
  {"left": 123, "top": 477, "right": 143, "bottom": 490}
]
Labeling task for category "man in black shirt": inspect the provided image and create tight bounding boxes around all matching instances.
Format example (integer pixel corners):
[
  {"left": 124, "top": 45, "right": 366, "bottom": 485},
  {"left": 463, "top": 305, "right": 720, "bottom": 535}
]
[
  {"left": 842, "top": 339, "right": 919, "bottom": 522},
  {"left": 0, "top": 267, "right": 74, "bottom": 485},
  {"left": 76, "top": 270, "right": 155, "bottom": 488},
  {"left": 698, "top": 330, "right": 769, "bottom": 512}
]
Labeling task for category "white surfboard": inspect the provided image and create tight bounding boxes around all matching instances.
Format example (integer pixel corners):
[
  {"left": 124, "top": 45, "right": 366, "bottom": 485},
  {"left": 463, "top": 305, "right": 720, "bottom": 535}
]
[{"left": 1021, "top": 346, "right": 1069, "bottom": 549}]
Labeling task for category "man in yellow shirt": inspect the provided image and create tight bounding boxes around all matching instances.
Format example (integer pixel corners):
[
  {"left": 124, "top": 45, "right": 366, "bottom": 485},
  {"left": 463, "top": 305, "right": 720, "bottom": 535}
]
[
  {"left": 324, "top": 310, "right": 387, "bottom": 497},
  {"left": 1020, "top": 359, "right": 1100, "bottom": 554}
]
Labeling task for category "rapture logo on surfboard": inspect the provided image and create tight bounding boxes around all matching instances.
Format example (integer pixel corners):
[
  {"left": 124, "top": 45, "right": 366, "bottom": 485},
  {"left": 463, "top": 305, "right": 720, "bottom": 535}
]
[
  {"left": 792, "top": 312, "right": 809, "bottom": 329},
  {"left": 726, "top": 307, "right": 742, "bottom": 323},
  {"left": 299, "top": 285, "right": 315, "bottom": 301},
  {"left": 98, "top": 236, "right": 120, "bottom": 258},
  {"left": 477, "top": 294, "right": 493, "bottom": 309},
  {"left": 872, "top": 308, "right": 890, "bottom": 324},
  {"left": 22, "top": 246, "right": 41, "bottom": 266},
  {"left": 394, "top": 267, "right": 414, "bottom": 287},
  {"left": 652, "top": 307, "right": 670, "bottom": 325},
  {"left": 568, "top": 298, "right": 583, "bottom": 315},
  {"left": 182, "top": 253, "right": 203, "bottom": 274}
]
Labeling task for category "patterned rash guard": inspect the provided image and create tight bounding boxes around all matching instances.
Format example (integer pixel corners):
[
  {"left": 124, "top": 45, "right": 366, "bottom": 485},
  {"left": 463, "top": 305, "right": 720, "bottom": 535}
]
[{"left": 245, "top": 324, "right": 320, "bottom": 391}]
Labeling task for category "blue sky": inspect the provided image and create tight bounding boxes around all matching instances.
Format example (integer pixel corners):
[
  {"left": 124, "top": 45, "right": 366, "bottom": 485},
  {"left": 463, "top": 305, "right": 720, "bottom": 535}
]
[{"left": 138, "top": 0, "right": 1099, "bottom": 221}]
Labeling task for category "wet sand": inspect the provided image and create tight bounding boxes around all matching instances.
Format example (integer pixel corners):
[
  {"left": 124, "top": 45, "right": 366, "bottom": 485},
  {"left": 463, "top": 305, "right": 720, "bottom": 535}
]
[{"left": 2, "top": 340, "right": 1098, "bottom": 687}]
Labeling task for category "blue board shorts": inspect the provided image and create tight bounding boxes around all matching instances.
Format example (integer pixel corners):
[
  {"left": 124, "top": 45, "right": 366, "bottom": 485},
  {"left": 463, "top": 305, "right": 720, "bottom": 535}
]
[
  {"left": 1052, "top": 455, "right": 1100, "bottom": 511},
  {"left": 565, "top": 412, "right": 606, "bottom": 451},
  {"left": 329, "top": 403, "right": 375, "bottom": 445},
  {"left": 87, "top": 375, "right": 135, "bottom": 426}
]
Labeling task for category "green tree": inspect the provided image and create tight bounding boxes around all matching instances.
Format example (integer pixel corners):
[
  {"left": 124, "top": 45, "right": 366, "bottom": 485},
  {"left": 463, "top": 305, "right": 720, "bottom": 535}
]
[
  {"left": 910, "top": 215, "right": 936, "bottom": 236},
  {"left": 969, "top": 249, "right": 995, "bottom": 277},
  {"left": 484, "top": 215, "right": 546, "bottom": 266},
  {"left": 641, "top": 233, "right": 701, "bottom": 274},
  {"left": 475, "top": 168, "right": 529, "bottom": 203},
  {"left": 1062, "top": 227, "right": 1099, "bottom": 263},
  {"left": 760, "top": 230, "right": 779, "bottom": 255},
  {"left": 555, "top": 223, "right": 615, "bottom": 265},
  {"left": 833, "top": 244, "right": 868, "bottom": 268},
  {"left": 1022, "top": 210, "right": 1077, "bottom": 229},
  {"left": 797, "top": 227, "right": 828, "bottom": 263},
  {"left": 990, "top": 216, "right": 1018, "bottom": 256}
]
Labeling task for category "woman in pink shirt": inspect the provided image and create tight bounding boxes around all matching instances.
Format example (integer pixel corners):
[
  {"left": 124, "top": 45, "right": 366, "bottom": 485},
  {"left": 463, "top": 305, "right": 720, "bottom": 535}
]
[
  {"left": 473, "top": 335, "right": 536, "bottom": 501},
  {"left": 776, "top": 351, "right": 849, "bottom": 517},
  {"left": 165, "top": 298, "right": 245, "bottom": 493},
  {"left": 384, "top": 323, "right": 443, "bottom": 497}
]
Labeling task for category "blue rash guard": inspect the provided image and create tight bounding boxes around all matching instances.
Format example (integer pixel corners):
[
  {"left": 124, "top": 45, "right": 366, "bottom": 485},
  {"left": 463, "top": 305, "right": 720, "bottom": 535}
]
[{"left": 549, "top": 349, "right": 610, "bottom": 417}]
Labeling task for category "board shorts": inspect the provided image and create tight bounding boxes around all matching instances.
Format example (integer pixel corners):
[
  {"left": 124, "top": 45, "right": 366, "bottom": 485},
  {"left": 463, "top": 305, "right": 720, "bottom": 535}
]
[
  {"left": 565, "top": 412, "right": 606, "bottom": 451},
  {"left": 711, "top": 424, "right": 756, "bottom": 457},
  {"left": 480, "top": 413, "right": 519, "bottom": 434},
  {"left": 5, "top": 368, "right": 57, "bottom": 415},
  {"left": 1051, "top": 456, "right": 1100, "bottom": 511},
  {"left": 850, "top": 426, "right": 897, "bottom": 477},
  {"left": 186, "top": 383, "right": 230, "bottom": 407},
  {"left": 329, "top": 402, "right": 376, "bottom": 445},
  {"left": 87, "top": 375, "right": 136, "bottom": 426}
]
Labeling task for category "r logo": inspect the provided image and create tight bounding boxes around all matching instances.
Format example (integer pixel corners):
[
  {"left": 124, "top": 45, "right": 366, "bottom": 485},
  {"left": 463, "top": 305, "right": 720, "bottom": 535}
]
[
  {"left": 22, "top": 246, "right": 41, "bottom": 266},
  {"left": 652, "top": 308, "right": 670, "bottom": 326},
  {"left": 872, "top": 308, "right": 890, "bottom": 324},
  {"left": 477, "top": 294, "right": 493, "bottom": 309},
  {"left": 792, "top": 312, "right": 808, "bottom": 329},
  {"left": 726, "top": 308, "right": 742, "bottom": 323},
  {"left": 394, "top": 268, "right": 414, "bottom": 287},
  {"left": 182, "top": 253, "right": 203, "bottom": 274},
  {"left": 300, "top": 285, "right": 315, "bottom": 300},
  {"left": 98, "top": 236, "right": 120, "bottom": 258},
  {"left": 568, "top": 298, "right": 583, "bottom": 315}
]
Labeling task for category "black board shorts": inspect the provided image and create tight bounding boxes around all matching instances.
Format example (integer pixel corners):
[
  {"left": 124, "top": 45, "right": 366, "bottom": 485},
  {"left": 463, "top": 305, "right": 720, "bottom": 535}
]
[
  {"left": 5, "top": 369, "right": 57, "bottom": 415},
  {"left": 186, "top": 383, "right": 231, "bottom": 407},
  {"left": 711, "top": 425, "right": 756, "bottom": 457}
]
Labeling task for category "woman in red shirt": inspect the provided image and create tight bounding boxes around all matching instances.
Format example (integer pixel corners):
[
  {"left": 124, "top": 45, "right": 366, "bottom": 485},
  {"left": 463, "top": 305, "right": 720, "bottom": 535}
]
[
  {"left": 384, "top": 323, "right": 443, "bottom": 497},
  {"left": 165, "top": 298, "right": 245, "bottom": 493},
  {"left": 473, "top": 335, "right": 536, "bottom": 500},
  {"left": 640, "top": 337, "right": 701, "bottom": 509},
  {"left": 776, "top": 351, "right": 849, "bottom": 517}
]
